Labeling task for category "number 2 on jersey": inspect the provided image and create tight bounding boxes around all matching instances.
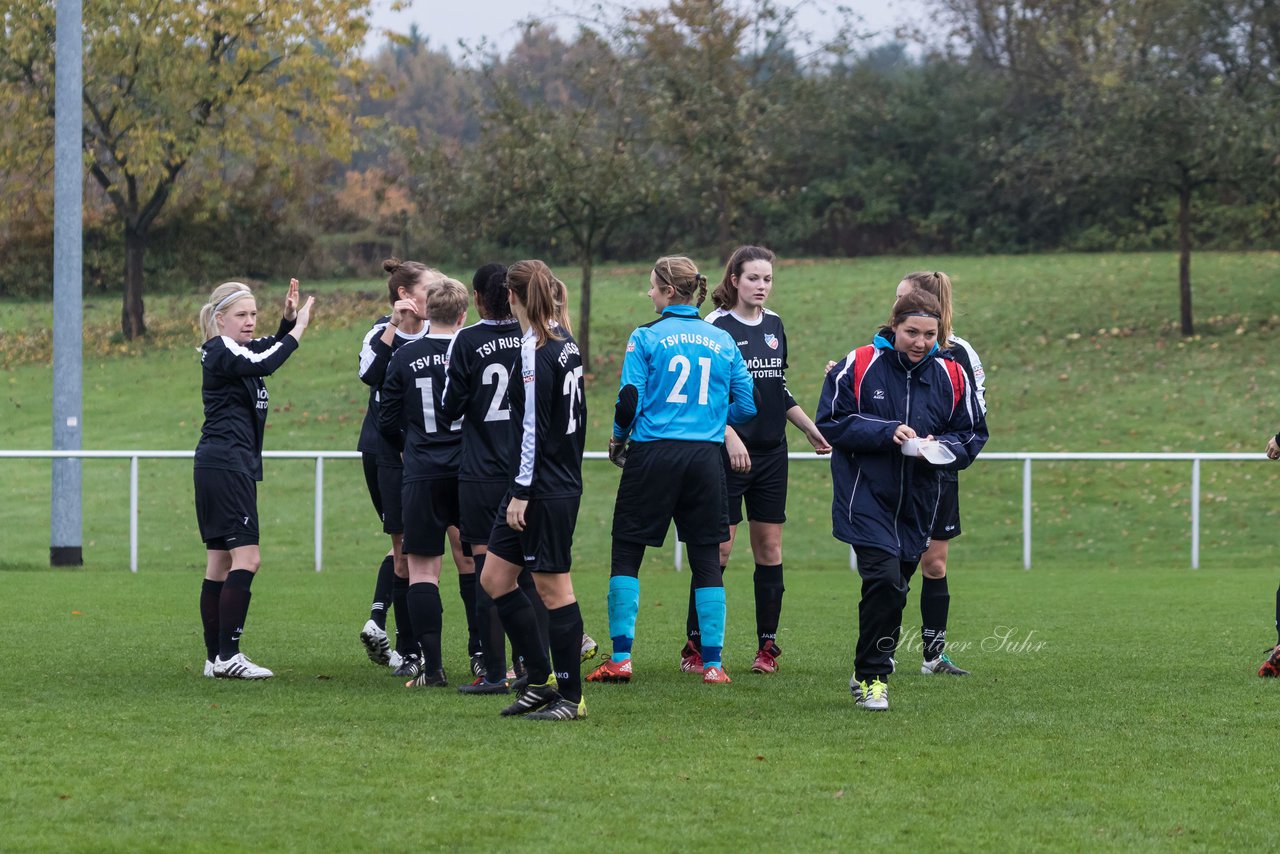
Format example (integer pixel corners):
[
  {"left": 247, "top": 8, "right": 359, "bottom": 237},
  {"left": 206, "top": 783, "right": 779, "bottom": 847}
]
[
  {"left": 481, "top": 363, "right": 511, "bottom": 422},
  {"left": 666, "top": 355, "right": 712, "bottom": 405}
]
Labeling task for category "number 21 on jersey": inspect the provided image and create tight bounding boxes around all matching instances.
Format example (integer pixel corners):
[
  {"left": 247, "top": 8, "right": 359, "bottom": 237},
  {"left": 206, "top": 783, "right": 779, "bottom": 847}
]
[{"left": 666, "top": 355, "right": 711, "bottom": 405}]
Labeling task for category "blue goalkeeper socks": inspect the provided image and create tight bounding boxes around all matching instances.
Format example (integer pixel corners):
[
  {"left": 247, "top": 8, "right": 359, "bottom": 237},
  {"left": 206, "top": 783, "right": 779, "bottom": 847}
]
[
  {"left": 607, "top": 576, "right": 640, "bottom": 662},
  {"left": 694, "top": 586, "right": 726, "bottom": 668}
]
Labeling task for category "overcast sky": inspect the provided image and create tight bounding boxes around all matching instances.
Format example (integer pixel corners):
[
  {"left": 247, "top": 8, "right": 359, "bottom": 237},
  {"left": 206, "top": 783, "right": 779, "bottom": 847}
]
[{"left": 365, "top": 0, "right": 934, "bottom": 57}]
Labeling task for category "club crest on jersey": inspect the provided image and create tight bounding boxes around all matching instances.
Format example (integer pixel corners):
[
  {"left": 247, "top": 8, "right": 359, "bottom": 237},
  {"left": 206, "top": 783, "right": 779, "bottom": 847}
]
[
  {"left": 626, "top": 340, "right": 636, "bottom": 353},
  {"left": 764, "top": 333, "right": 779, "bottom": 350}
]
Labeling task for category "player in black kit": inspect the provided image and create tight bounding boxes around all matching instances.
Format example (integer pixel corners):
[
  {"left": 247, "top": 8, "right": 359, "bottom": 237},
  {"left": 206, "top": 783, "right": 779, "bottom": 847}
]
[
  {"left": 194, "top": 278, "right": 315, "bottom": 679},
  {"left": 355, "top": 259, "right": 436, "bottom": 673},
  {"left": 679, "top": 246, "right": 831, "bottom": 676},
  {"left": 440, "top": 264, "right": 526, "bottom": 693},
  {"left": 378, "top": 278, "right": 472, "bottom": 688},
  {"left": 478, "top": 260, "right": 589, "bottom": 721}
]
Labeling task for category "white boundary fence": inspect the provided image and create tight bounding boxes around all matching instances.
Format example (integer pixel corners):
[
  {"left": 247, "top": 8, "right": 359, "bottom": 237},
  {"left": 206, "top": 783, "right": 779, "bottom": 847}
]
[{"left": 0, "top": 450, "right": 1265, "bottom": 572}]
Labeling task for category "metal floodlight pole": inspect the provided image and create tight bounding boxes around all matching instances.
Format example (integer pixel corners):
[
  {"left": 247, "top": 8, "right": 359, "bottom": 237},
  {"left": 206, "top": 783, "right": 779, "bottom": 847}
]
[{"left": 51, "top": 0, "right": 84, "bottom": 567}]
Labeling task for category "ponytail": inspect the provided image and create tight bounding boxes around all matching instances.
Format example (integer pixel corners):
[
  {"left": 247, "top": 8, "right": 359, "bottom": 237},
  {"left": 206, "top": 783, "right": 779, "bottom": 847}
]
[
  {"left": 507, "top": 259, "right": 570, "bottom": 348},
  {"left": 653, "top": 256, "right": 707, "bottom": 307},
  {"left": 198, "top": 282, "right": 254, "bottom": 342},
  {"left": 900, "top": 271, "right": 954, "bottom": 348}
]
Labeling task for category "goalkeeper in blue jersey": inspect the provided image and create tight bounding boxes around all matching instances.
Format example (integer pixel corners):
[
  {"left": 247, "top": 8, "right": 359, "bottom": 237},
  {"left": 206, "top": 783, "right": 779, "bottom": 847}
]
[{"left": 587, "top": 255, "right": 757, "bottom": 686}]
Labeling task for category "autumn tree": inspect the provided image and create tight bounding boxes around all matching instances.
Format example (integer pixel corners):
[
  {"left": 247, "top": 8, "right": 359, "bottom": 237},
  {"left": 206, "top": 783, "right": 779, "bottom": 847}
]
[
  {"left": 0, "top": 1, "right": 370, "bottom": 337},
  {"left": 419, "top": 25, "right": 668, "bottom": 368}
]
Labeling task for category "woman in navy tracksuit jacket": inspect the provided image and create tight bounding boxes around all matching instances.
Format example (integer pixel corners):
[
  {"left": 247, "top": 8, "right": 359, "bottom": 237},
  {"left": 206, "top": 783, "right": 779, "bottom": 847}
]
[{"left": 815, "top": 289, "right": 987, "bottom": 710}]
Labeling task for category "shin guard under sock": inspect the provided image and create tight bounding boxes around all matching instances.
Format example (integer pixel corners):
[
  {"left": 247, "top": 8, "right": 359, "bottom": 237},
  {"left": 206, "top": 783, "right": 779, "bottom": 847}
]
[
  {"left": 474, "top": 554, "right": 507, "bottom": 681},
  {"left": 370, "top": 554, "right": 395, "bottom": 629},
  {"left": 391, "top": 574, "right": 412, "bottom": 656},
  {"left": 407, "top": 582, "right": 444, "bottom": 673},
  {"left": 517, "top": 568, "right": 550, "bottom": 655},
  {"left": 607, "top": 576, "right": 641, "bottom": 661},
  {"left": 548, "top": 601, "right": 585, "bottom": 703},
  {"left": 753, "top": 563, "right": 784, "bottom": 651},
  {"left": 217, "top": 569, "right": 255, "bottom": 660},
  {"left": 693, "top": 586, "right": 726, "bottom": 668},
  {"left": 200, "top": 579, "right": 223, "bottom": 662},
  {"left": 920, "top": 575, "right": 950, "bottom": 660},
  {"left": 494, "top": 588, "right": 551, "bottom": 684},
  {"left": 458, "top": 571, "right": 480, "bottom": 656}
]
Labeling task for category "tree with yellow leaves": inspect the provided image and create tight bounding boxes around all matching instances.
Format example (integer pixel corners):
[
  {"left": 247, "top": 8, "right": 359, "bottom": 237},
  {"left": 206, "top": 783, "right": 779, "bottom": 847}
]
[{"left": 0, "top": 1, "right": 371, "bottom": 337}]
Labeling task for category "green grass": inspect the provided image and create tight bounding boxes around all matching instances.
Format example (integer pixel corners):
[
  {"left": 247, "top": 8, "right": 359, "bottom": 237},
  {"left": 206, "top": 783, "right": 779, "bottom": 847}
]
[
  {"left": 4, "top": 252, "right": 1280, "bottom": 849},
  {"left": 2, "top": 564, "right": 1278, "bottom": 850}
]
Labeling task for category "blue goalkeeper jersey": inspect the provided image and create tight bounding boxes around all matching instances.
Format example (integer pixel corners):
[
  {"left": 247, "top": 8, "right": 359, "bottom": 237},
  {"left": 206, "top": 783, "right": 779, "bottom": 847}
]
[{"left": 613, "top": 304, "right": 757, "bottom": 443}]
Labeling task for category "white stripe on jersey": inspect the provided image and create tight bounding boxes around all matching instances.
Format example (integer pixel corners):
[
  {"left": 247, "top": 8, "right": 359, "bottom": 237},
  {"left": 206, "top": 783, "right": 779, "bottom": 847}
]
[
  {"left": 948, "top": 333, "right": 987, "bottom": 415},
  {"left": 221, "top": 336, "right": 286, "bottom": 363},
  {"left": 359, "top": 321, "right": 429, "bottom": 380},
  {"left": 357, "top": 322, "right": 387, "bottom": 379},
  {"left": 515, "top": 332, "right": 538, "bottom": 489}
]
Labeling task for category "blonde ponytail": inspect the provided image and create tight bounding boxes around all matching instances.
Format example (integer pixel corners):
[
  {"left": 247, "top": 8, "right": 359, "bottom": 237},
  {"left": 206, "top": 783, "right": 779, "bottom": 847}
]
[{"left": 199, "top": 282, "right": 254, "bottom": 341}]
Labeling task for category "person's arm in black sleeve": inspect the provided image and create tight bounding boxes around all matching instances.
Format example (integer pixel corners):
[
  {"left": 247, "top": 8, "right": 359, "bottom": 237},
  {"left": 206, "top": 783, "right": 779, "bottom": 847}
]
[{"left": 377, "top": 357, "right": 407, "bottom": 453}]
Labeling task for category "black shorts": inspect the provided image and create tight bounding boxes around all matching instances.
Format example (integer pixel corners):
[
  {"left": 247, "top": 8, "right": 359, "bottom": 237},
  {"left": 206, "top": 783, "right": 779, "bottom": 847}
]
[
  {"left": 611, "top": 440, "right": 728, "bottom": 547},
  {"left": 459, "top": 479, "right": 507, "bottom": 546},
  {"left": 362, "top": 452, "right": 383, "bottom": 521},
  {"left": 724, "top": 443, "right": 788, "bottom": 526},
  {"left": 378, "top": 464, "right": 405, "bottom": 535},
  {"left": 487, "top": 494, "right": 580, "bottom": 573},
  {"left": 194, "top": 467, "right": 259, "bottom": 549},
  {"left": 930, "top": 475, "right": 962, "bottom": 540},
  {"left": 401, "top": 476, "right": 460, "bottom": 557}
]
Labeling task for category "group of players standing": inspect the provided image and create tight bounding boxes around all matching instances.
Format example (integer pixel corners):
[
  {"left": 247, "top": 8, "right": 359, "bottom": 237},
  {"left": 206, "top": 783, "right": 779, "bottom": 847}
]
[{"left": 192, "top": 246, "right": 994, "bottom": 716}]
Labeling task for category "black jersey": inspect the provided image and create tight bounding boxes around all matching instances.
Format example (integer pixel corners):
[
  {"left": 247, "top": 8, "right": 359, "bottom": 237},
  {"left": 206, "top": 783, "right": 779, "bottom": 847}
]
[
  {"left": 507, "top": 328, "right": 586, "bottom": 500},
  {"left": 440, "top": 319, "right": 523, "bottom": 482},
  {"left": 378, "top": 333, "right": 462, "bottom": 482},
  {"left": 194, "top": 317, "right": 298, "bottom": 481},
  {"left": 707, "top": 307, "right": 796, "bottom": 451},
  {"left": 356, "top": 316, "right": 427, "bottom": 466}
]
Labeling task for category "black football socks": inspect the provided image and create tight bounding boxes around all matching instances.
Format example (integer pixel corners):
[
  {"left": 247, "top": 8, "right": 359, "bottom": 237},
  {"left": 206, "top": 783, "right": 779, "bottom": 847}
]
[
  {"left": 407, "top": 582, "right": 444, "bottom": 674},
  {"left": 217, "top": 569, "right": 254, "bottom": 660},
  {"left": 920, "top": 575, "right": 950, "bottom": 660},
  {"left": 369, "top": 554, "right": 395, "bottom": 630},
  {"left": 754, "top": 563, "right": 784, "bottom": 651},
  {"left": 200, "top": 579, "right": 223, "bottom": 662},
  {"left": 548, "top": 601, "right": 585, "bottom": 704}
]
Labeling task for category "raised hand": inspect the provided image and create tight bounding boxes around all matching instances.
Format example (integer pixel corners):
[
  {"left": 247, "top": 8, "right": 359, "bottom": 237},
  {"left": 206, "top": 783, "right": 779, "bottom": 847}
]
[
  {"left": 284, "top": 278, "right": 300, "bottom": 320},
  {"left": 294, "top": 295, "right": 315, "bottom": 330}
]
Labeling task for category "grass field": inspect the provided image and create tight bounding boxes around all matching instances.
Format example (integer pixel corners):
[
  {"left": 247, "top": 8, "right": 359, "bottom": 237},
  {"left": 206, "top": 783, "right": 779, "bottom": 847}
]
[
  {"left": 4, "top": 565, "right": 1280, "bottom": 850},
  {"left": 3, "top": 252, "right": 1280, "bottom": 849}
]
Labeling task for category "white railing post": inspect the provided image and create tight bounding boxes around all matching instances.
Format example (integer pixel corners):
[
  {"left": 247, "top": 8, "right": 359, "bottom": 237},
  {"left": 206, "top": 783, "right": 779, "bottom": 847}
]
[
  {"left": 1191, "top": 457, "right": 1201, "bottom": 570},
  {"left": 129, "top": 455, "right": 139, "bottom": 573},
  {"left": 674, "top": 540, "right": 683, "bottom": 572},
  {"left": 1022, "top": 457, "right": 1032, "bottom": 570},
  {"left": 314, "top": 456, "right": 324, "bottom": 573}
]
